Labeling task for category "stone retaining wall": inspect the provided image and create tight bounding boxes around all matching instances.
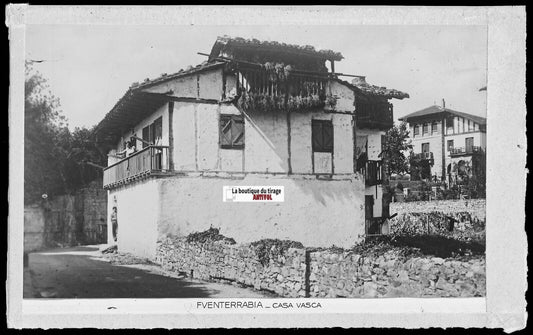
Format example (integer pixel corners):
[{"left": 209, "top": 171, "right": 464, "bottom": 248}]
[
  {"left": 155, "top": 237, "right": 485, "bottom": 298},
  {"left": 389, "top": 199, "right": 486, "bottom": 242}
]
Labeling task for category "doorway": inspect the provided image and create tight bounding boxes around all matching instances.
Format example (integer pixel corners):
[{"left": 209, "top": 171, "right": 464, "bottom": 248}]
[{"left": 365, "top": 195, "right": 377, "bottom": 235}]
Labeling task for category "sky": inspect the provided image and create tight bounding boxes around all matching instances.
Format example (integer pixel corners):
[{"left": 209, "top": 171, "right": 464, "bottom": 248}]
[{"left": 25, "top": 25, "right": 487, "bottom": 130}]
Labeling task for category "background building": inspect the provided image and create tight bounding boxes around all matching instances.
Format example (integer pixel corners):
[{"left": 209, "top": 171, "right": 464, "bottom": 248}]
[{"left": 399, "top": 100, "right": 486, "bottom": 184}]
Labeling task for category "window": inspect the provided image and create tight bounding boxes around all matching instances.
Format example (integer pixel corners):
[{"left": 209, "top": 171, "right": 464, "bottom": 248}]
[
  {"left": 422, "top": 143, "right": 430, "bottom": 153},
  {"left": 431, "top": 122, "right": 438, "bottom": 134},
  {"left": 468, "top": 120, "right": 474, "bottom": 132},
  {"left": 447, "top": 139, "right": 454, "bottom": 151},
  {"left": 141, "top": 116, "right": 163, "bottom": 148},
  {"left": 312, "top": 119, "right": 333, "bottom": 153},
  {"left": 220, "top": 115, "right": 244, "bottom": 149},
  {"left": 445, "top": 117, "right": 454, "bottom": 135},
  {"left": 422, "top": 123, "right": 429, "bottom": 135},
  {"left": 465, "top": 137, "right": 474, "bottom": 152},
  {"left": 413, "top": 125, "right": 420, "bottom": 136}
]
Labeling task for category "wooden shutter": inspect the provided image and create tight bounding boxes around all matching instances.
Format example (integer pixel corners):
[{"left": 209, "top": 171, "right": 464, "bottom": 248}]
[
  {"left": 323, "top": 121, "right": 333, "bottom": 152},
  {"left": 220, "top": 115, "right": 244, "bottom": 149},
  {"left": 312, "top": 120, "right": 333, "bottom": 153},
  {"left": 154, "top": 117, "right": 163, "bottom": 142},
  {"left": 312, "top": 120, "right": 323, "bottom": 152},
  {"left": 142, "top": 126, "right": 150, "bottom": 148},
  {"left": 232, "top": 117, "right": 244, "bottom": 147}
]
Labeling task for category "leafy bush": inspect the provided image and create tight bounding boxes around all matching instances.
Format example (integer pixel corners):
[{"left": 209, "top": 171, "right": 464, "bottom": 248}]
[
  {"left": 186, "top": 227, "right": 236, "bottom": 245},
  {"left": 250, "top": 239, "right": 304, "bottom": 266}
]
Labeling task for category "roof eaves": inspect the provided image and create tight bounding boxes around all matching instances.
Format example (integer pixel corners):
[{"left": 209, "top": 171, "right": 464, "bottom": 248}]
[
  {"left": 213, "top": 35, "right": 344, "bottom": 61},
  {"left": 128, "top": 61, "right": 226, "bottom": 91},
  {"left": 335, "top": 78, "right": 409, "bottom": 100}
]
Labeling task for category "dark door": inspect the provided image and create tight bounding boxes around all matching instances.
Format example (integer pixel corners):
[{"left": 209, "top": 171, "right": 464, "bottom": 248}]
[{"left": 365, "top": 195, "right": 375, "bottom": 234}]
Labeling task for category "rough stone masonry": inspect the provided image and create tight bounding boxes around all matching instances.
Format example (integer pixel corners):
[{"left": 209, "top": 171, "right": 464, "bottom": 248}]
[{"left": 155, "top": 237, "right": 485, "bottom": 298}]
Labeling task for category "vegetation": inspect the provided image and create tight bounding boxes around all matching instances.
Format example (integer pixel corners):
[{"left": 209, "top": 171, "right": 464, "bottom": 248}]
[
  {"left": 24, "top": 62, "right": 107, "bottom": 204},
  {"left": 186, "top": 227, "right": 236, "bottom": 245},
  {"left": 381, "top": 121, "right": 413, "bottom": 175}
]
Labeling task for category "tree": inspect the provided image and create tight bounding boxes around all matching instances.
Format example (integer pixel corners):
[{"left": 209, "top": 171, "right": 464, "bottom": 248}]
[
  {"left": 25, "top": 62, "right": 69, "bottom": 204},
  {"left": 381, "top": 121, "right": 413, "bottom": 176},
  {"left": 24, "top": 62, "right": 106, "bottom": 204}
]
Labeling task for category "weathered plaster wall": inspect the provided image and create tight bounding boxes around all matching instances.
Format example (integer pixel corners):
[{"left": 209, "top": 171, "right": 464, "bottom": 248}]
[
  {"left": 24, "top": 205, "right": 45, "bottom": 252},
  {"left": 108, "top": 179, "right": 160, "bottom": 258},
  {"left": 196, "top": 104, "right": 220, "bottom": 171},
  {"left": 355, "top": 128, "right": 384, "bottom": 161},
  {"left": 157, "top": 174, "right": 365, "bottom": 248},
  {"left": 333, "top": 114, "right": 355, "bottom": 173},
  {"left": 142, "top": 69, "right": 223, "bottom": 100},
  {"left": 170, "top": 101, "right": 355, "bottom": 176},
  {"left": 290, "top": 112, "right": 354, "bottom": 174},
  {"left": 198, "top": 70, "right": 224, "bottom": 100},
  {"left": 243, "top": 109, "right": 289, "bottom": 173},
  {"left": 327, "top": 81, "right": 355, "bottom": 112},
  {"left": 143, "top": 75, "right": 197, "bottom": 98},
  {"left": 172, "top": 102, "right": 197, "bottom": 170}
]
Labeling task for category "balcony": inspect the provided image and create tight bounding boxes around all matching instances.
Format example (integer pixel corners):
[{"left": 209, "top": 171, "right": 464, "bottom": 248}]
[
  {"left": 358, "top": 160, "right": 383, "bottom": 186},
  {"left": 449, "top": 146, "right": 483, "bottom": 157},
  {"left": 237, "top": 67, "right": 328, "bottom": 98},
  {"left": 356, "top": 102, "right": 394, "bottom": 130},
  {"left": 103, "top": 145, "right": 169, "bottom": 189},
  {"left": 413, "top": 152, "right": 434, "bottom": 162}
]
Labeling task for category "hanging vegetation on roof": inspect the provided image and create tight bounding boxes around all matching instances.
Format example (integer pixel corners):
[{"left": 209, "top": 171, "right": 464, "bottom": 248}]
[{"left": 236, "top": 90, "right": 335, "bottom": 113}]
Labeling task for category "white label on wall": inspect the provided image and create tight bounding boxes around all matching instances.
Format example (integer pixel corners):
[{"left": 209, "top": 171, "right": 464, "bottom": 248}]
[{"left": 223, "top": 186, "right": 284, "bottom": 202}]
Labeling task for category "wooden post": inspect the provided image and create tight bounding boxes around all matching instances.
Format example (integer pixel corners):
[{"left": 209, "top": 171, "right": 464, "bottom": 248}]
[
  {"left": 168, "top": 101, "right": 174, "bottom": 171},
  {"left": 330, "top": 60, "right": 335, "bottom": 74}
]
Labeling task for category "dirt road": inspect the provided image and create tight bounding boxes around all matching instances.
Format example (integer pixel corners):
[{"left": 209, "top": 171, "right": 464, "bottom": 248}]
[{"left": 24, "top": 245, "right": 271, "bottom": 299}]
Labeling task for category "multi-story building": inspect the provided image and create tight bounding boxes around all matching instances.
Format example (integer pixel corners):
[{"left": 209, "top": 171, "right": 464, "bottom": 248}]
[
  {"left": 94, "top": 36, "right": 409, "bottom": 258},
  {"left": 399, "top": 100, "right": 486, "bottom": 183}
]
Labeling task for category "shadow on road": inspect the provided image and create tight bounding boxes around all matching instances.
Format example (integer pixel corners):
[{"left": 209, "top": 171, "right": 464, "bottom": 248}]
[{"left": 24, "top": 245, "right": 219, "bottom": 299}]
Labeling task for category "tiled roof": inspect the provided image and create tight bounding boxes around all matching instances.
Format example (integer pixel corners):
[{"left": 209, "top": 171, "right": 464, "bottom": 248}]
[
  {"left": 336, "top": 77, "right": 409, "bottom": 100},
  {"left": 399, "top": 105, "right": 487, "bottom": 125},
  {"left": 94, "top": 61, "right": 226, "bottom": 142},
  {"left": 129, "top": 61, "right": 225, "bottom": 90},
  {"left": 209, "top": 35, "right": 344, "bottom": 62}
]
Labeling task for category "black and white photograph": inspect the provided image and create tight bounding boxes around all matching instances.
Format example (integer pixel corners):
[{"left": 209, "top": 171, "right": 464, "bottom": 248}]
[{"left": 7, "top": 5, "right": 526, "bottom": 330}]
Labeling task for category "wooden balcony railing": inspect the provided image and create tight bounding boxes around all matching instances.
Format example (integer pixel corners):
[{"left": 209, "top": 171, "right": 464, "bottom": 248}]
[
  {"left": 103, "top": 145, "right": 169, "bottom": 189},
  {"left": 449, "top": 146, "right": 483, "bottom": 157},
  {"left": 237, "top": 67, "right": 328, "bottom": 99},
  {"left": 358, "top": 160, "right": 383, "bottom": 186},
  {"left": 356, "top": 102, "right": 394, "bottom": 130}
]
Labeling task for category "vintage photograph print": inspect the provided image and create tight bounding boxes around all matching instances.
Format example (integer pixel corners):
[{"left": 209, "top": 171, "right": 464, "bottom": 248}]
[{"left": 22, "top": 24, "right": 489, "bottom": 301}]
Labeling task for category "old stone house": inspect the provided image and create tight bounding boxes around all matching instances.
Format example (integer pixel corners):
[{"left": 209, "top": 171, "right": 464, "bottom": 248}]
[
  {"left": 399, "top": 100, "right": 486, "bottom": 184},
  {"left": 94, "top": 36, "right": 409, "bottom": 258}
]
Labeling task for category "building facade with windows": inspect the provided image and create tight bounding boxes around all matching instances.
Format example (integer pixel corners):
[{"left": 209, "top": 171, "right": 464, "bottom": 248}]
[
  {"left": 94, "top": 36, "right": 408, "bottom": 258},
  {"left": 399, "top": 101, "right": 486, "bottom": 183}
]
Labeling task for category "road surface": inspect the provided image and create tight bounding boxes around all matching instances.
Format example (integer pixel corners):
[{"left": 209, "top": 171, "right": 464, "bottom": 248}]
[{"left": 24, "top": 245, "right": 271, "bottom": 299}]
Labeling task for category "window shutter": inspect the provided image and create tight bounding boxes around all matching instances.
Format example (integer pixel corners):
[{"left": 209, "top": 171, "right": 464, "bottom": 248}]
[
  {"left": 142, "top": 126, "right": 150, "bottom": 148},
  {"left": 323, "top": 122, "right": 333, "bottom": 152},
  {"left": 220, "top": 115, "right": 244, "bottom": 149},
  {"left": 312, "top": 121, "right": 322, "bottom": 151}
]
